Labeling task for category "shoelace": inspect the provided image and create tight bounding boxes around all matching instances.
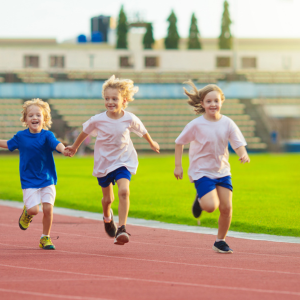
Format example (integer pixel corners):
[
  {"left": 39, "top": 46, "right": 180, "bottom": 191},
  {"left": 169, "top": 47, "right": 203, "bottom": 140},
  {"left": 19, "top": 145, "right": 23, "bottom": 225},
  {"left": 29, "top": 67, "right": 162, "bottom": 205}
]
[{"left": 24, "top": 214, "right": 33, "bottom": 223}]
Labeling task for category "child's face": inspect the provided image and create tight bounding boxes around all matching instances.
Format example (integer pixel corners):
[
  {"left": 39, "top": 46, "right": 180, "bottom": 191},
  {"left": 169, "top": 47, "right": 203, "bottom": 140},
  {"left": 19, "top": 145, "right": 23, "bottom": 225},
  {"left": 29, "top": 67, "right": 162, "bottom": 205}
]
[
  {"left": 202, "top": 91, "right": 223, "bottom": 117},
  {"left": 104, "top": 88, "right": 126, "bottom": 115},
  {"left": 25, "top": 105, "right": 45, "bottom": 133}
]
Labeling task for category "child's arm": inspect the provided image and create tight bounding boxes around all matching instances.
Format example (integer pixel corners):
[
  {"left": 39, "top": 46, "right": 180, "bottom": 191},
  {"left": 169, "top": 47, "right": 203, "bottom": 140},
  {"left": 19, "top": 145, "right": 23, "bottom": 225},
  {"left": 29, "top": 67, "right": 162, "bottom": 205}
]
[
  {"left": 142, "top": 133, "right": 160, "bottom": 153},
  {"left": 56, "top": 142, "right": 66, "bottom": 154},
  {"left": 0, "top": 140, "right": 8, "bottom": 149},
  {"left": 174, "top": 144, "right": 184, "bottom": 180},
  {"left": 65, "top": 132, "right": 89, "bottom": 157},
  {"left": 234, "top": 146, "right": 250, "bottom": 163}
]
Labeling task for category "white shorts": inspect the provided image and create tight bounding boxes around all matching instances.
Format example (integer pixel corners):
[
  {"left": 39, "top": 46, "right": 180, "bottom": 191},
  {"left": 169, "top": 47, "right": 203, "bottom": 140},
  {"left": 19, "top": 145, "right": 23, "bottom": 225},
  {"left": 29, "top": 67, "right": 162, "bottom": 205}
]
[{"left": 22, "top": 185, "right": 56, "bottom": 210}]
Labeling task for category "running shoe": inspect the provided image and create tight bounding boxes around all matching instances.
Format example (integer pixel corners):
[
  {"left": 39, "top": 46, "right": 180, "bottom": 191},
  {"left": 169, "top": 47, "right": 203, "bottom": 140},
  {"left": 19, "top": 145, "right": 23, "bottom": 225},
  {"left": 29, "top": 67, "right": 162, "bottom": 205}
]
[
  {"left": 39, "top": 236, "right": 56, "bottom": 250},
  {"left": 212, "top": 241, "right": 233, "bottom": 253},
  {"left": 192, "top": 194, "right": 202, "bottom": 218},
  {"left": 19, "top": 206, "right": 33, "bottom": 230},
  {"left": 103, "top": 208, "right": 117, "bottom": 238},
  {"left": 114, "top": 225, "right": 131, "bottom": 245}
]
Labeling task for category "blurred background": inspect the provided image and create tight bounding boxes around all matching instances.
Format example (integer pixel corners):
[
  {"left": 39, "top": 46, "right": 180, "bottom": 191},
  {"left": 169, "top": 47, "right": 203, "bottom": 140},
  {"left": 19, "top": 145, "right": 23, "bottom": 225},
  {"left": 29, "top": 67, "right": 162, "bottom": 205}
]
[{"left": 0, "top": 0, "right": 300, "bottom": 154}]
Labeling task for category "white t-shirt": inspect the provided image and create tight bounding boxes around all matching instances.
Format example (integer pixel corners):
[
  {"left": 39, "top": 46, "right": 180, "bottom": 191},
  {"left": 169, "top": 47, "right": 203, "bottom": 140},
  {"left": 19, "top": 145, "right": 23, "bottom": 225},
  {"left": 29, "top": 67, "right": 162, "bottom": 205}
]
[
  {"left": 83, "top": 111, "right": 147, "bottom": 178},
  {"left": 175, "top": 115, "right": 247, "bottom": 182}
]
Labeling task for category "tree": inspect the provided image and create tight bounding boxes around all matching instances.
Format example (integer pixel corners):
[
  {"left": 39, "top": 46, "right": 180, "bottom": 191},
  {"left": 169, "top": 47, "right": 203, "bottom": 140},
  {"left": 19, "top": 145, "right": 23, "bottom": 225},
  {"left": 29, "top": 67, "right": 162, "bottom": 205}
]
[
  {"left": 164, "top": 10, "right": 180, "bottom": 49},
  {"left": 116, "top": 5, "right": 128, "bottom": 49},
  {"left": 188, "top": 13, "right": 201, "bottom": 49},
  {"left": 143, "top": 23, "right": 155, "bottom": 49},
  {"left": 218, "top": 0, "right": 233, "bottom": 49}
]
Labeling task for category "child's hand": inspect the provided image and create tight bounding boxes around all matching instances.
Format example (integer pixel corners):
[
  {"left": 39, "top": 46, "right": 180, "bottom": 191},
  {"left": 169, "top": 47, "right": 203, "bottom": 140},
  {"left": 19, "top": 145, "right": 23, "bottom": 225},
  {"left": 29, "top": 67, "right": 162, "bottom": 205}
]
[
  {"left": 239, "top": 153, "right": 250, "bottom": 164},
  {"left": 64, "top": 145, "right": 77, "bottom": 157},
  {"left": 151, "top": 141, "right": 160, "bottom": 153},
  {"left": 174, "top": 166, "right": 183, "bottom": 180}
]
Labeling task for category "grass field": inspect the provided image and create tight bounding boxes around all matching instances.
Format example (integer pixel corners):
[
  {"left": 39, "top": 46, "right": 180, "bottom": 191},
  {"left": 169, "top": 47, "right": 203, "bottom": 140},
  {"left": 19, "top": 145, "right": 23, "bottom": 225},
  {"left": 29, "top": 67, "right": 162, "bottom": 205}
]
[{"left": 0, "top": 153, "right": 299, "bottom": 237}]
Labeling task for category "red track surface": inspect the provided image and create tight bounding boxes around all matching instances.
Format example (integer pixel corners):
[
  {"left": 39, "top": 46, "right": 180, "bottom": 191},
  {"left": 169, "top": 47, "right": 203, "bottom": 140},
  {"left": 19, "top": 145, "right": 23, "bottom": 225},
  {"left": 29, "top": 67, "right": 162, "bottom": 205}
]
[{"left": 0, "top": 205, "right": 300, "bottom": 300}]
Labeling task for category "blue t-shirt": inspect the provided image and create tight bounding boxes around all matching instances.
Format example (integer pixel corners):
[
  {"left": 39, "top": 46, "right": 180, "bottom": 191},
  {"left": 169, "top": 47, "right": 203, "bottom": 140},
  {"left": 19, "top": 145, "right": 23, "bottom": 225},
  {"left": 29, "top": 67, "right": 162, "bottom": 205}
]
[{"left": 7, "top": 129, "right": 61, "bottom": 189}]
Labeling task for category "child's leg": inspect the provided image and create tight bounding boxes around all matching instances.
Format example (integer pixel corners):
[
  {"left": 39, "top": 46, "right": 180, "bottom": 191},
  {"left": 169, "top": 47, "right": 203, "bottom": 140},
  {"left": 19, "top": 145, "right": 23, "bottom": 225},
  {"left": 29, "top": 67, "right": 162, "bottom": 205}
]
[
  {"left": 216, "top": 186, "right": 232, "bottom": 240},
  {"left": 101, "top": 183, "right": 114, "bottom": 218},
  {"left": 199, "top": 189, "right": 219, "bottom": 213},
  {"left": 116, "top": 178, "right": 130, "bottom": 226},
  {"left": 42, "top": 203, "right": 53, "bottom": 235},
  {"left": 27, "top": 205, "right": 39, "bottom": 216}
]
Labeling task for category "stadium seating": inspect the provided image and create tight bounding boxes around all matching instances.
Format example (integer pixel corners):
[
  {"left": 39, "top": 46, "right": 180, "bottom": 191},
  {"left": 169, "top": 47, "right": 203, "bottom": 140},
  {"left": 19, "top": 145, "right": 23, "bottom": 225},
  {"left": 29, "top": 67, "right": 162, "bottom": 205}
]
[
  {"left": 48, "top": 98, "right": 266, "bottom": 151},
  {"left": 0, "top": 99, "right": 24, "bottom": 151}
]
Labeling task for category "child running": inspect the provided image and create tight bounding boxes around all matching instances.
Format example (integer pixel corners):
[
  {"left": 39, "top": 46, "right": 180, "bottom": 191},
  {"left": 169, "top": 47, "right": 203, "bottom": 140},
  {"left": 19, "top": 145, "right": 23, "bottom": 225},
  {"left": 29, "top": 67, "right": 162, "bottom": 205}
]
[
  {"left": 65, "top": 75, "right": 160, "bottom": 245},
  {"left": 174, "top": 82, "right": 250, "bottom": 254},
  {"left": 0, "top": 98, "right": 66, "bottom": 250}
]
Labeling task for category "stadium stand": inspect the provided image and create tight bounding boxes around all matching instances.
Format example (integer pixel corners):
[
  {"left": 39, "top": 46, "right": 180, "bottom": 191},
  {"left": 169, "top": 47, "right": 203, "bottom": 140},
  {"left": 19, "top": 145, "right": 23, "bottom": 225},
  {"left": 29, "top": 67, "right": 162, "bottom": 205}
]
[
  {"left": 0, "top": 99, "right": 24, "bottom": 150},
  {"left": 48, "top": 98, "right": 267, "bottom": 151},
  {"left": 252, "top": 98, "right": 300, "bottom": 142}
]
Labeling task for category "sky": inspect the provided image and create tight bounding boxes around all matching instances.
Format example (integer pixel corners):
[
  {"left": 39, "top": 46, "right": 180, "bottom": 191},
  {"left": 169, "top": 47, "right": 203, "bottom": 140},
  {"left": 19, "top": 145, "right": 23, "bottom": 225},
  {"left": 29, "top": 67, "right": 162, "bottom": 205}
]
[{"left": 0, "top": 0, "right": 298, "bottom": 42}]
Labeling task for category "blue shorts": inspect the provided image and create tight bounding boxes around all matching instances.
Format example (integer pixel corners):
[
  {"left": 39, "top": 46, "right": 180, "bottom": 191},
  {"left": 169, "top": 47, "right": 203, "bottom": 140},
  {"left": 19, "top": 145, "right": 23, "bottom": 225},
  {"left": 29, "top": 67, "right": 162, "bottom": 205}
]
[
  {"left": 97, "top": 167, "right": 131, "bottom": 188},
  {"left": 194, "top": 176, "right": 232, "bottom": 199}
]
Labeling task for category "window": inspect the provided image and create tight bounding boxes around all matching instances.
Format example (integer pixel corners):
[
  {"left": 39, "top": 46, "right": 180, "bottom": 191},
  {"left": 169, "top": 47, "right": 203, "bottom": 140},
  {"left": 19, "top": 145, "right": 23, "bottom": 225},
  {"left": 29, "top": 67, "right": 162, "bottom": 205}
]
[
  {"left": 241, "top": 57, "right": 256, "bottom": 69},
  {"left": 145, "top": 57, "right": 159, "bottom": 68},
  {"left": 24, "top": 55, "right": 39, "bottom": 68},
  {"left": 216, "top": 56, "right": 231, "bottom": 68},
  {"left": 49, "top": 56, "right": 65, "bottom": 68},
  {"left": 119, "top": 56, "right": 133, "bottom": 68}
]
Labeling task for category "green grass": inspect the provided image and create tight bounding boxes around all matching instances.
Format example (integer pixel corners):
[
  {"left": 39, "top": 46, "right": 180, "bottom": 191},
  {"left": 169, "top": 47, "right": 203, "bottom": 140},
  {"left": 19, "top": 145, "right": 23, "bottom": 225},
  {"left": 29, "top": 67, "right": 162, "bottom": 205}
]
[{"left": 0, "top": 153, "right": 299, "bottom": 237}]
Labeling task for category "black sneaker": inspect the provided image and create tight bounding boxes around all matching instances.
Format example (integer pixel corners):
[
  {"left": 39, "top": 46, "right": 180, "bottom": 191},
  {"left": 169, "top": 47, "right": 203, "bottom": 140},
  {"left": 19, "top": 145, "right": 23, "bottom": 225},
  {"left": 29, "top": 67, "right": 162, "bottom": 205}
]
[
  {"left": 103, "top": 209, "right": 117, "bottom": 238},
  {"left": 212, "top": 241, "right": 233, "bottom": 253},
  {"left": 192, "top": 194, "right": 202, "bottom": 218},
  {"left": 114, "top": 225, "right": 131, "bottom": 245}
]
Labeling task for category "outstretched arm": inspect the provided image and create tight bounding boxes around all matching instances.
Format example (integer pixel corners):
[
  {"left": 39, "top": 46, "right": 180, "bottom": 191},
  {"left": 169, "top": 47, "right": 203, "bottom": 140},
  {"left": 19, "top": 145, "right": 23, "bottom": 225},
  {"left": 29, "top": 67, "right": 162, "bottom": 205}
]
[
  {"left": 56, "top": 142, "right": 66, "bottom": 154},
  {"left": 174, "top": 144, "right": 184, "bottom": 180},
  {"left": 0, "top": 140, "right": 8, "bottom": 149},
  {"left": 234, "top": 145, "right": 250, "bottom": 163},
  {"left": 142, "top": 133, "right": 160, "bottom": 153},
  {"left": 65, "top": 132, "right": 89, "bottom": 157}
]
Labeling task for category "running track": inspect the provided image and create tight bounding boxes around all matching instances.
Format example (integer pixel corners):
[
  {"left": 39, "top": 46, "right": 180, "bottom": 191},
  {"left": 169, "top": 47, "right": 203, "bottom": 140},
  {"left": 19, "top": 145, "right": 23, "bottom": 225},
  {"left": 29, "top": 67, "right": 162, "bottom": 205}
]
[{"left": 0, "top": 203, "right": 300, "bottom": 300}]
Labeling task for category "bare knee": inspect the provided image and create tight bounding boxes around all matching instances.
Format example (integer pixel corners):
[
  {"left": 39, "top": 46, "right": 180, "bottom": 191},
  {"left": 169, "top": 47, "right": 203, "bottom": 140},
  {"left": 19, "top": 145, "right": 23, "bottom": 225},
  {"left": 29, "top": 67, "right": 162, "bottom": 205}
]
[
  {"left": 27, "top": 206, "right": 39, "bottom": 215},
  {"left": 219, "top": 205, "right": 232, "bottom": 217},
  {"left": 201, "top": 202, "right": 218, "bottom": 213},
  {"left": 102, "top": 195, "right": 114, "bottom": 206},
  {"left": 118, "top": 188, "right": 129, "bottom": 201},
  {"left": 42, "top": 204, "right": 53, "bottom": 217}
]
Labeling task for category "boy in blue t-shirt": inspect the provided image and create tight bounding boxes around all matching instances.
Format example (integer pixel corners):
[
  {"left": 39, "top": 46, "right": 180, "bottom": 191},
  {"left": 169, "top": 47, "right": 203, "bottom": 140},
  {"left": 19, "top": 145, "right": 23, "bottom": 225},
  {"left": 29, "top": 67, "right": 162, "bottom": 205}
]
[{"left": 0, "top": 98, "right": 66, "bottom": 250}]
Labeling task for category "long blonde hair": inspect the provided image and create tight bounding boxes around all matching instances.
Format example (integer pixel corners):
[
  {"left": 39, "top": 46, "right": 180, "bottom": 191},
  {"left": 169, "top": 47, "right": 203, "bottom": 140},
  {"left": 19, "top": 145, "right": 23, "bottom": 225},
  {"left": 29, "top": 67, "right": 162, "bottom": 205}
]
[
  {"left": 183, "top": 81, "right": 225, "bottom": 114},
  {"left": 102, "top": 75, "right": 139, "bottom": 108},
  {"left": 20, "top": 98, "right": 52, "bottom": 129}
]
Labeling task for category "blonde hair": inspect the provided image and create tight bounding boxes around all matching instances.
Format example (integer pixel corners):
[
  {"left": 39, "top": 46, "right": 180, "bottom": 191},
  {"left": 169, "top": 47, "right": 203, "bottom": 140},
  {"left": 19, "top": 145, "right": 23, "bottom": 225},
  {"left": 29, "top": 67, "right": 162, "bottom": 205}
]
[
  {"left": 183, "top": 81, "right": 225, "bottom": 114},
  {"left": 20, "top": 98, "right": 52, "bottom": 129},
  {"left": 102, "top": 75, "right": 139, "bottom": 108}
]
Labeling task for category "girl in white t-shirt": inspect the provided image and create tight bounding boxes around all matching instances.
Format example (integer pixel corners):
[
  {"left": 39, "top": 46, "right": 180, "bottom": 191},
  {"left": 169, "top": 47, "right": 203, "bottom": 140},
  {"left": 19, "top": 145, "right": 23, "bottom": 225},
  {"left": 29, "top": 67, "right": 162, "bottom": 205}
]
[
  {"left": 174, "top": 81, "right": 250, "bottom": 254},
  {"left": 65, "top": 75, "right": 160, "bottom": 245}
]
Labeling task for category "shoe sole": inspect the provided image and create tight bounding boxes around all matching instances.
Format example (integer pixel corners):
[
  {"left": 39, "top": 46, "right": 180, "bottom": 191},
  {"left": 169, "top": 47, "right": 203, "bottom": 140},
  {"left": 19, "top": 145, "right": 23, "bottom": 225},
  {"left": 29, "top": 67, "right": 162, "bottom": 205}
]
[
  {"left": 104, "top": 209, "right": 117, "bottom": 238},
  {"left": 114, "top": 233, "right": 129, "bottom": 245},
  {"left": 39, "top": 244, "right": 56, "bottom": 250},
  {"left": 192, "top": 194, "right": 202, "bottom": 218},
  {"left": 212, "top": 245, "right": 233, "bottom": 254}
]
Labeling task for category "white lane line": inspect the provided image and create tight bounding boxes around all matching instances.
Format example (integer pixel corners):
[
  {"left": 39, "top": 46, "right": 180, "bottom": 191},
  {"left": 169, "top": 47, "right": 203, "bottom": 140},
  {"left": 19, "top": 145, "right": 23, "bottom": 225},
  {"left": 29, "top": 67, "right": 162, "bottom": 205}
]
[
  {"left": 0, "top": 243, "right": 299, "bottom": 277},
  {"left": 0, "top": 287, "right": 110, "bottom": 300},
  {"left": 1, "top": 199, "right": 300, "bottom": 244},
  {"left": 0, "top": 264, "right": 300, "bottom": 297},
  {"left": 1, "top": 222, "right": 300, "bottom": 260}
]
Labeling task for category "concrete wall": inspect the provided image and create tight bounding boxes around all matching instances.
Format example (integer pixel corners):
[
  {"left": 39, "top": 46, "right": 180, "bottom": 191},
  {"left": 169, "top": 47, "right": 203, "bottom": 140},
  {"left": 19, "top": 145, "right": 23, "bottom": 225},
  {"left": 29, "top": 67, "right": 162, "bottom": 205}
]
[{"left": 1, "top": 46, "right": 300, "bottom": 72}]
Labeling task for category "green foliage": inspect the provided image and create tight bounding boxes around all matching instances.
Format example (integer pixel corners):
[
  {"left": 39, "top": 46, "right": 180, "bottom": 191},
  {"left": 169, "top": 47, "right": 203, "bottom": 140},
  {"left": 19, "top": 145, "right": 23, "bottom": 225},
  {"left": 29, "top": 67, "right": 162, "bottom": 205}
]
[
  {"left": 188, "top": 13, "right": 201, "bottom": 49},
  {"left": 1, "top": 153, "right": 300, "bottom": 237},
  {"left": 143, "top": 23, "right": 155, "bottom": 49},
  {"left": 116, "top": 5, "right": 128, "bottom": 49},
  {"left": 164, "top": 10, "right": 180, "bottom": 49},
  {"left": 218, "top": 0, "right": 233, "bottom": 49}
]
